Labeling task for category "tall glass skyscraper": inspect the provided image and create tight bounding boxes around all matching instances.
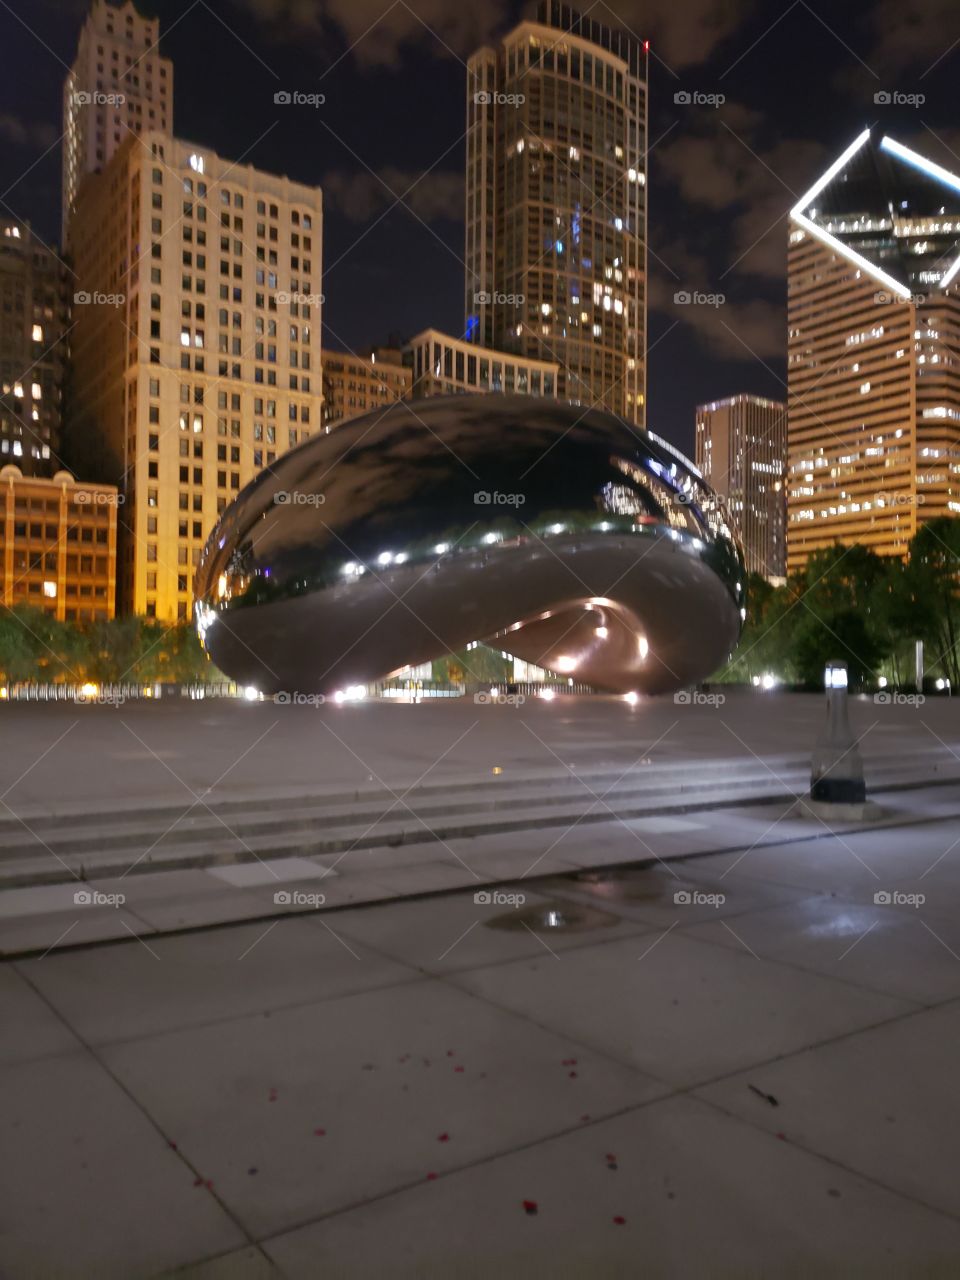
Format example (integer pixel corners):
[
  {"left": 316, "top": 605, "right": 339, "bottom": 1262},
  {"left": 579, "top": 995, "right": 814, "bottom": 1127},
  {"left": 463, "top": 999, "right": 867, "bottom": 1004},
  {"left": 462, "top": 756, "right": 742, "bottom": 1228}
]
[{"left": 465, "top": 3, "right": 648, "bottom": 426}]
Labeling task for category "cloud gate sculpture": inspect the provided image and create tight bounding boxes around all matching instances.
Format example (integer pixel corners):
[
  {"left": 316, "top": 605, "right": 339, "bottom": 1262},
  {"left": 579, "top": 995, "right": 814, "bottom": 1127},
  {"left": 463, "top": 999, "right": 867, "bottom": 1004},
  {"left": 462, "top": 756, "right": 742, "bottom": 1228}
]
[{"left": 194, "top": 396, "right": 745, "bottom": 696}]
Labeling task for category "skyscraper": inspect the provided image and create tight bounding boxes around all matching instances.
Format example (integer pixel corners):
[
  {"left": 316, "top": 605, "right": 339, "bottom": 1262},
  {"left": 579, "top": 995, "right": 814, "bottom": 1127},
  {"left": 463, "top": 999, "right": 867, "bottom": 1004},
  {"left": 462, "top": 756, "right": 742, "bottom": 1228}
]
[
  {"left": 787, "top": 129, "right": 960, "bottom": 573},
  {"left": 62, "top": 0, "right": 173, "bottom": 242},
  {"left": 0, "top": 221, "right": 68, "bottom": 475},
  {"left": 695, "top": 394, "right": 787, "bottom": 578},
  {"left": 465, "top": 2, "right": 647, "bottom": 425},
  {"left": 68, "top": 131, "right": 322, "bottom": 620}
]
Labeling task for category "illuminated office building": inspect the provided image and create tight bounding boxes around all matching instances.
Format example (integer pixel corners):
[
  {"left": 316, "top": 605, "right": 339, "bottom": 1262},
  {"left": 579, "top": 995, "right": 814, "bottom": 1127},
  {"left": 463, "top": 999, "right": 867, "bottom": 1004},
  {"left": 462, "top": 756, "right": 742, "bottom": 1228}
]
[
  {"left": 0, "top": 465, "right": 117, "bottom": 621},
  {"left": 787, "top": 128, "right": 960, "bottom": 572},
  {"left": 322, "top": 350, "right": 409, "bottom": 429},
  {"left": 465, "top": 2, "right": 647, "bottom": 424},
  {"left": 0, "top": 221, "right": 68, "bottom": 476},
  {"left": 68, "top": 131, "right": 322, "bottom": 620},
  {"left": 696, "top": 395, "right": 786, "bottom": 578},
  {"left": 63, "top": 0, "right": 173, "bottom": 241}
]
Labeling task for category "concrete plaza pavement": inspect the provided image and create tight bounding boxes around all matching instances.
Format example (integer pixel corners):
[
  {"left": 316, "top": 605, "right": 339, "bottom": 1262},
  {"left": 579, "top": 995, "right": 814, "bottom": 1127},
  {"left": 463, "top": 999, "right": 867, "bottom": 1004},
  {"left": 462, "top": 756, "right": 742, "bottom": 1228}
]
[
  {"left": 4, "top": 797, "right": 960, "bottom": 1276},
  {"left": 3, "top": 691, "right": 960, "bottom": 1275}
]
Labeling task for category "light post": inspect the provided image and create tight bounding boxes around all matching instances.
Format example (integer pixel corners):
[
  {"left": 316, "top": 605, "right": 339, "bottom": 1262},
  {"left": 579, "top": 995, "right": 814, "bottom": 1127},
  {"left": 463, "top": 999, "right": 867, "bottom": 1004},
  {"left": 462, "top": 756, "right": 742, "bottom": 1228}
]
[{"left": 810, "top": 660, "right": 867, "bottom": 807}]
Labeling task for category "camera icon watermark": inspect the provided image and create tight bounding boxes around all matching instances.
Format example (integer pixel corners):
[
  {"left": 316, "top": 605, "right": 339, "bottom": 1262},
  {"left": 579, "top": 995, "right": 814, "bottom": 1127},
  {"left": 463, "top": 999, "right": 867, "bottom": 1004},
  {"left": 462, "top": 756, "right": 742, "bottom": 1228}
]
[
  {"left": 474, "top": 91, "right": 525, "bottom": 107},
  {"left": 274, "top": 889, "right": 326, "bottom": 907},
  {"left": 474, "top": 490, "right": 525, "bottom": 506},
  {"left": 873, "top": 691, "right": 925, "bottom": 706},
  {"left": 874, "top": 889, "right": 925, "bottom": 907},
  {"left": 275, "top": 291, "right": 324, "bottom": 308},
  {"left": 74, "top": 90, "right": 125, "bottom": 106},
  {"left": 74, "top": 888, "right": 126, "bottom": 907},
  {"left": 74, "top": 290, "right": 125, "bottom": 307},
  {"left": 674, "top": 289, "right": 725, "bottom": 307},
  {"left": 873, "top": 290, "right": 926, "bottom": 305},
  {"left": 474, "top": 888, "right": 526, "bottom": 907},
  {"left": 673, "top": 889, "right": 725, "bottom": 907},
  {"left": 674, "top": 89, "right": 725, "bottom": 107},
  {"left": 474, "top": 691, "right": 525, "bottom": 707},
  {"left": 274, "top": 90, "right": 326, "bottom": 107},
  {"left": 874, "top": 90, "right": 925, "bottom": 107},
  {"left": 674, "top": 690, "right": 726, "bottom": 707},
  {"left": 473, "top": 290, "right": 524, "bottom": 307},
  {"left": 74, "top": 490, "right": 124, "bottom": 506},
  {"left": 273, "top": 691, "right": 326, "bottom": 707},
  {"left": 274, "top": 490, "right": 325, "bottom": 507}
]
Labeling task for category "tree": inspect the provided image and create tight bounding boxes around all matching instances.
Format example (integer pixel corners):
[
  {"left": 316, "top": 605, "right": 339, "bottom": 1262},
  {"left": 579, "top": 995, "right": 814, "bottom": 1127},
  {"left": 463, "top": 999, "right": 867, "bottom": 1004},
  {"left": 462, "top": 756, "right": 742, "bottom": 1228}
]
[{"left": 906, "top": 518, "right": 960, "bottom": 687}]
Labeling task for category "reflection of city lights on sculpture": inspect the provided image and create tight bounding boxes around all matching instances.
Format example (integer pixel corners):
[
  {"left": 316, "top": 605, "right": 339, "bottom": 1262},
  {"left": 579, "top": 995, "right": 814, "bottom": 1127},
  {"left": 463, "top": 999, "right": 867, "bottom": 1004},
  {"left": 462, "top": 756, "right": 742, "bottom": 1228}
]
[{"left": 194, "top": 398, "right": 743, "bottom": 697}]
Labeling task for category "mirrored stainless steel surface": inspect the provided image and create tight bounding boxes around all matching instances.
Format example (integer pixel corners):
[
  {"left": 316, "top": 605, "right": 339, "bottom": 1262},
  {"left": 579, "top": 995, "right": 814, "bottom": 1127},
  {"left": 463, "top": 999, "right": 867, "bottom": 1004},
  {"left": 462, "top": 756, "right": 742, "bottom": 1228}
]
[{"left": 194, "top": 396, "right": 744, "bottom": 694}]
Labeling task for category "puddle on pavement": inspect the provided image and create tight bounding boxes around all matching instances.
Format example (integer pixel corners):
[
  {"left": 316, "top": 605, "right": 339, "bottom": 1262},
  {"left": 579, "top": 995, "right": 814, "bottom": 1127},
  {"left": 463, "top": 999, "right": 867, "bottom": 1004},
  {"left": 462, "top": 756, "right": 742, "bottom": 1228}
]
[{"left": 484, "top": 899, "right": 621, "bottom": 933}]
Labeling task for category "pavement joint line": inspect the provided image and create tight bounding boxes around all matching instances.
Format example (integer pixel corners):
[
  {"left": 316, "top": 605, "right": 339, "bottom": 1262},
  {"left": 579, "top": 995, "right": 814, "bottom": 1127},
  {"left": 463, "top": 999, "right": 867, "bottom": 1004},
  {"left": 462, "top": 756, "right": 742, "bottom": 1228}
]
[
  {"left": 4, "top": 784, "right": 960, "bottom": 961},
  {"left": 11, "top": 963, "right": 269, "bottom": 1257}
]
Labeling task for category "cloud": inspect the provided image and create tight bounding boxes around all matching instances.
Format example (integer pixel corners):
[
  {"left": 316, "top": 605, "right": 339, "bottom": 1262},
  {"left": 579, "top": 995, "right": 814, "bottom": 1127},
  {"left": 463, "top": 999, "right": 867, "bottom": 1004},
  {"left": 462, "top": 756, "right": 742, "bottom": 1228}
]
[
  {"left": 611, "top": 0, "right": 757, "bottom": 71},
  {"left": 656, "top": 109, "right": 826, "bottom": 279},
  {"left": 236, "top": 0, "right": 504, "bottom": 66},
  {"left": 236, "top": 0, "right": 756, "bottom": 70},
  {"left": 649, "top": 235, "right": 785, "bottom": 363},
  {"left": 322, "top": 166, "right": 463, "bottom": 221},
  {"left": 862, "top": 0, "right": 960, "bottom": 78},
  {"left": 0, "top": 114, "right": 58, "bottom": 150}
]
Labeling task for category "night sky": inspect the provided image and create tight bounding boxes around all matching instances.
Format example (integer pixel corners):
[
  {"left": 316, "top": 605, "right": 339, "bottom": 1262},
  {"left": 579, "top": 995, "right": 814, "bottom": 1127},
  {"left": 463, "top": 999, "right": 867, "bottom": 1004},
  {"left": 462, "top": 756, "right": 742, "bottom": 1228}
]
[{"left": 1, "top": 0, "right": 958, "bottom": 457}]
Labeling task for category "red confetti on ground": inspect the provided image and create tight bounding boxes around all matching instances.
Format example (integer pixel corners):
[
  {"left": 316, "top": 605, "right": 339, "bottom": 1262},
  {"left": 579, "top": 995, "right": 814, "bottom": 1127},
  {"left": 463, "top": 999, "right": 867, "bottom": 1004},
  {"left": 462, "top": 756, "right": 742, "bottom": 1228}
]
[
  {"left": 522, "top": 1200, "right": 538, "bottom": 1215},
  {"left": 168, "top": 1141, "right": 177, "bottom": 1150},
  {"left": 561, "top": 1058, "right": 578, "bottom": 1066},
  {"left": 776, "top": 1132, "right": 787, "bottom": 1141},
  {"left": 612, "top": 1216, "right": 626, "bottom": 1225},
  {"left": 437, "top": 1132, "right": 450, "bottom": 1143},
  {"left": 454, "top": 1066, "right": 465, "bottom": 1073},
  {"left": 268, "top": 1089, "right": 278, "bottom": 1102},
  {"left": 205, "top": 1180, "right": 214, "bottom": 1189},
  {"left": 568, "top": 1071, "right": 578, "bottom": 1079},
  {"left": 193, "top": 1177, "right": 203, "bottom": 1187},
  {"left": 606, "top": 1154, "right": 617, "bottom": 1162},
  {"left": 313, "top": 1128, "right": 326, "bottom": 1137},
  {"left": 580, "top": 1114, "right": 591, "bottom": 1123},
  {"left": 447, "top": 1050, "right": 455, "bottom": 1057},
  {"left": 426, "top": 1172, "right": 438, "bottom": 1181}
]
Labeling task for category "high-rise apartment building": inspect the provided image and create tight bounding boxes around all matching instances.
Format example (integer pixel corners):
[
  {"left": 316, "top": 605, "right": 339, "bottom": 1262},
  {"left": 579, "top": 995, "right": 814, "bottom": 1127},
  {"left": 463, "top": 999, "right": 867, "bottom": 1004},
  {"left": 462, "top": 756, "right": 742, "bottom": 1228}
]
[
  {"left": 465, "top": 1, "right": 647, "bottom": 424},
  {"left": 0, "top": 464, "right": 117, "bottom": 621},
  {"left": 62, "top": 0, "right": 173, "bottom": 240},
  {"left": 68, "top": 130, "right": 322, "bottom": 620},
  {"left": 787, "top": 128, "right": 960, "bottom": 573},
  {"left": 0, "top": 221, "right": 68, "bottom": 476},
  {"left": 695, "top": 394, "right": 787, "bottom": 578}
]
